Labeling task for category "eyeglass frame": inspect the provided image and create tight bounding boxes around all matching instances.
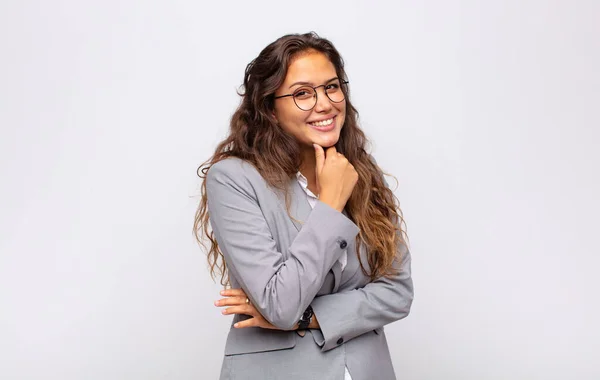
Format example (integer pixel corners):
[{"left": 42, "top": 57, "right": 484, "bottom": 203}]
[{"left": 273, "top": 79, "right": 349, "bottom": 111}]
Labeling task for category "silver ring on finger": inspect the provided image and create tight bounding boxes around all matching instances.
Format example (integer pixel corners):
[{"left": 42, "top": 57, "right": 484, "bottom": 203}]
[{"left": 245, "top": 297, "right": 249, "bottom": 305}]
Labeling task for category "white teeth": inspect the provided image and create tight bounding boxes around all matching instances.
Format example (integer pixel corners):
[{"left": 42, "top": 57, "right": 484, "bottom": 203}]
[{"left": 309, "top": 118, "right": 334, "bottom": 127}]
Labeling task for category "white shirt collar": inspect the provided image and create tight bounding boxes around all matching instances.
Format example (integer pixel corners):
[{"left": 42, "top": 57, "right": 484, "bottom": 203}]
[{"left": 296, "top": 171, "right": 318, "bottom": 199}]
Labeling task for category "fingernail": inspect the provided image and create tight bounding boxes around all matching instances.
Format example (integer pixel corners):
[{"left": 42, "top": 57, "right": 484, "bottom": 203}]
[
  {"left": 220, "top": 290, "right": 225, "bottom": 295},
  {"left": 214, "top": 301, "right": 219, "bottom": 306},
  {"left": 234, "top": 323, "right": 239, "bottom": 328},
  {"left": 222, "top": 310, "right": 227, "bottom": 314}
]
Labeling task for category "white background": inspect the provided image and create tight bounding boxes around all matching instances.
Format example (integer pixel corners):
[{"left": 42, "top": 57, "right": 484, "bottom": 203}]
[{"left": 1, "top": 1, "right": 599, "bottom": 379}]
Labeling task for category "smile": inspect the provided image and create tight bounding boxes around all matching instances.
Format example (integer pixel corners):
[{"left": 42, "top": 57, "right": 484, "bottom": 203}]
[
  {"left": 307, "top": 116, "right": 336, "bottom": 132},
  {"left": 308, "top": 117, "right": 334, "bottom": 127}
]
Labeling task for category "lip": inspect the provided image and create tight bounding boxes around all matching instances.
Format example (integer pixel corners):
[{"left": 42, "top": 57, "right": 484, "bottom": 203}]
[{"left": 307, "top": 115, "right": 337, "bottom": 132}]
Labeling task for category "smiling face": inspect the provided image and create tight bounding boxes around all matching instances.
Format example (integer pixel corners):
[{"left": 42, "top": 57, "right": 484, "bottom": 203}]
[{"left": 273, "top": 51, "right": 346, "bottom": 151}]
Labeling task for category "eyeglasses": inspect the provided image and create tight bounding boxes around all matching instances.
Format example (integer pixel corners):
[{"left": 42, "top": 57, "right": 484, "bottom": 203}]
[{"left": 274, "top": 79, "right": 349, "bottom": 111}]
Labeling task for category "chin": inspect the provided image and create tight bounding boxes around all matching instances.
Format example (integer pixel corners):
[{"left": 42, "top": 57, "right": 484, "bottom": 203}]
[
  {"left": 313, "top": 139, "right": 338, "bottom": 148},
  {"left": 312, "top": 134, "right": 340, "bottom": 148}
]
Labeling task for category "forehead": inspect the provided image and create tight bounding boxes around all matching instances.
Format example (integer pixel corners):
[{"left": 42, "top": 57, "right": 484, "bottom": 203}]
[{"left": 283, "top": 51, "right": 337, "bottom": 86}]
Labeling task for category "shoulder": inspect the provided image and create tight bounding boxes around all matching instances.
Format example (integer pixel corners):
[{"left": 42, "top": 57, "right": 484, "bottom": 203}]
[
  {"left": 205, "top": 157, "right": 266, "bottom": 195},
  {"left": 365, "top": 153, "right": 383, "bottom": 177},
  {"left": 366, "top": 153, "right": 395, "bottom": 188},
  {"left": 207, "top": 156, "right": 256, "bottom": 178},
  {"left": 367, "top": 153, "right": 380, "bottom": 167}
]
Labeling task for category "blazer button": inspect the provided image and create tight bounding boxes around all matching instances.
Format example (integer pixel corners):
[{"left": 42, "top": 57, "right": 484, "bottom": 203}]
[
  {"left": 337, "top": 337, "right": 344, "bottom": 345},
  {"left": 338, "top": 240, "right": 347, "bottom": 249}
]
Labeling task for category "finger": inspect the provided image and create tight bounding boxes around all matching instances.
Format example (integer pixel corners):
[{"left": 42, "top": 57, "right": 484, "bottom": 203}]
[
  {"left": 222, "top": 305, "right": 254, "bottom": 316},
  {"left": 214, "top": 296, "right": 247, "bottom": 307},
  {"left": 234, "top": 318, "right": 258, "bottom": 329},
  {"left": 313, "top": 144, "right": 325, "bottom": 176},
  {"left": 220, "top": 288, "right": 247, "bottom": 297},
  {"left": 325, "top": 145, "right": 338, "bottom": 157}
]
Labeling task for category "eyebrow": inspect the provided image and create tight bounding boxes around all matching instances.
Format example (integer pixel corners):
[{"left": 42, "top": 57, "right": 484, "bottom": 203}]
[{"left": 288, "top": 77, "right": 339, "bottom": 89}]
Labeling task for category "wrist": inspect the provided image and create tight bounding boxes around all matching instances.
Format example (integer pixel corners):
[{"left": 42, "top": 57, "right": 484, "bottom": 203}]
[
  {"left": 308, "top": 314, "right": 319, "bottom": 329},
  {"left": 318, "top": 195, "right": 343, "bottom": 213},
  {"left": 297, "top": 305, "right": 314, "bottom": 330}
]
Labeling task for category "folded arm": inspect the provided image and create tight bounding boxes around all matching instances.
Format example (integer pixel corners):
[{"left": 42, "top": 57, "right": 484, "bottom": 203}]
[
  {"left": 206, "top": 159, "right": 360, "bottom": 330},
  {"left": 310, "top": 241, "right": 413, "bottom": 351},
  {"left": 310, "top": 165, "right": 414, "bottom": 351}
]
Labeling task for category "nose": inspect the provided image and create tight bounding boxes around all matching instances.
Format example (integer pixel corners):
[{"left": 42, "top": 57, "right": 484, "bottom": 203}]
[{"left": 313, "top": 86, "right": 333, "bottom": 113}]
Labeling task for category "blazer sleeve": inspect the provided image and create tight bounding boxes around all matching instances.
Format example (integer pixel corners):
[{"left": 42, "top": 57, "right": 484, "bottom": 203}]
[
  {"left": 309, "top": 240, "right": 413, "bottom": 351},
  {"left": 309, "top": 167, "right": 414, "bottom": 351},
  {"left": 205, "top": 158, "right": 360, "bottom": 330}
]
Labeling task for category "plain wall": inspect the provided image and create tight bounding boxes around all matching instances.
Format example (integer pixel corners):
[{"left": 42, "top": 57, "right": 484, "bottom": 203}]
[{"left": 1, "top": 0, "right": 598, "bottom": 379}]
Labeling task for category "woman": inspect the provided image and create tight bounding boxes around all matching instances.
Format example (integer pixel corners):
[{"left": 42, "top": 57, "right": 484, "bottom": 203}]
[{"left": 194, "top": 32, "right": 414, "bottom": 380}]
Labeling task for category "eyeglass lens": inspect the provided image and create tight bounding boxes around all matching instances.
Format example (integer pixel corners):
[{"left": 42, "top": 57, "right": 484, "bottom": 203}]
[{"left": 293, "top": 80, "right": 346, "bottom": 111}]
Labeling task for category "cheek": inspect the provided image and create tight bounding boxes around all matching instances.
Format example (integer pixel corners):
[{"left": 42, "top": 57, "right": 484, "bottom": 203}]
[
  {"left": 277, "top": 110, "right": 309, "bottom": 135},
  {"left": 276, "top": 104, "right": 305, "bottom": 124},
  {"left": 338, "top": 105, "right": 347, "bottom": 126}
]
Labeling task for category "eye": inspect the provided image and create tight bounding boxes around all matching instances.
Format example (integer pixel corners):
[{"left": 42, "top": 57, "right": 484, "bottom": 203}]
[
  {"left": 326, "top": 83, "right": 340, "bottom": 91},
  {"left": 294, "top": 89, "right": 314, "bottom": 99}
]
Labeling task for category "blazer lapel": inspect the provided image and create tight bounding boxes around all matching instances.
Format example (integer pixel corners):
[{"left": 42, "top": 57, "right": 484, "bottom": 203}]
[{"left": 288, "top": 178, "right": 312, "bottom": 232}]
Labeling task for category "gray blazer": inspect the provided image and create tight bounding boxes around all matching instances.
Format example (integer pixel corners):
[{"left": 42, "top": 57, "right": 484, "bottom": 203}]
[{"left": 206, "top": 157, "right": 414, "bottom": 380}]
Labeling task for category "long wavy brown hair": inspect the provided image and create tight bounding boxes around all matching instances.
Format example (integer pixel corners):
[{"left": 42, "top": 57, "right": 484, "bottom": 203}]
[{"left": 194, "top": 32, "right": 407, "bottom": 286}]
